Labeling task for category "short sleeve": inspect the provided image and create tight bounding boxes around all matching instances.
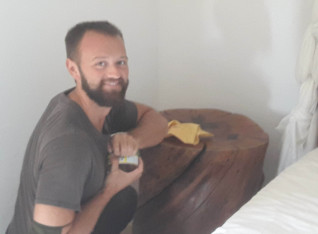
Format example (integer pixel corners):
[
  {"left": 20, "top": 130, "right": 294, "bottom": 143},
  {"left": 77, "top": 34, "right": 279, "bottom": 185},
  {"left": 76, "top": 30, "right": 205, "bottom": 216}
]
[
  {"left": 106, "top": 100, "right": 138, "bottom": 134},
  {"left": 35, "top": 134, "right": 92, "bottom": 211}
]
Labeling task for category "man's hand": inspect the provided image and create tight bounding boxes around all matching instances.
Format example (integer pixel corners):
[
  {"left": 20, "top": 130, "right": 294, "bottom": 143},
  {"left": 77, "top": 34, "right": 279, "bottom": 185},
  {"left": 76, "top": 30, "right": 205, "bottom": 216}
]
[
  {"left": 109, "top": 132, "right": 139, "bottom": 156},
  {"left": 104, "top": 156, "right": 143, "bottom": 195}
]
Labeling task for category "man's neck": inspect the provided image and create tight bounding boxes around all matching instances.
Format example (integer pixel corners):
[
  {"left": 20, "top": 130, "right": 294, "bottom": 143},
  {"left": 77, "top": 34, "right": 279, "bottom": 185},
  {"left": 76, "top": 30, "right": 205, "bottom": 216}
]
[{"left": 68, "top": 88, "right": 111, "bottom": 132}]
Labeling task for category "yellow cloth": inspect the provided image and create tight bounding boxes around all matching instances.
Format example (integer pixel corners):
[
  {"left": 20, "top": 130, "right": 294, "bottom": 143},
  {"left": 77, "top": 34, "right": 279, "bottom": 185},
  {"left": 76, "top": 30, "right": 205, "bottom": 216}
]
[{"left": 167, "top": 120, "right": 213, "bottom": 145}]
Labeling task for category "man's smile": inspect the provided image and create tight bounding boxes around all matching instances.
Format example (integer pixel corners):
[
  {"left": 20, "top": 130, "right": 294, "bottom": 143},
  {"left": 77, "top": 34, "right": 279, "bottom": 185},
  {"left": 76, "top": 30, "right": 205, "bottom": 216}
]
[{"left": 101, "top": 78, "right": 125, "bottom": 90}]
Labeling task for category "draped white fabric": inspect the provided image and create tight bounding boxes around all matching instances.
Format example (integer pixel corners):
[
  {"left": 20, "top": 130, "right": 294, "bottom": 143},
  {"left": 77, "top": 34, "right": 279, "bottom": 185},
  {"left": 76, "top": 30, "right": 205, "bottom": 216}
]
[
  {"left": 277, "top": 1, "right": 318, "bottom": 173},
  {"left": 212, "top": 148, "right": 318, "bottom": 234}
]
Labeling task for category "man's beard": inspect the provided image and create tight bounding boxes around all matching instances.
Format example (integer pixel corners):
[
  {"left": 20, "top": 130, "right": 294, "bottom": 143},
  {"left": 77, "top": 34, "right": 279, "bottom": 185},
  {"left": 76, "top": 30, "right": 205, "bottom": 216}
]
[{"left": 79, "top": 68, "right": 128, "bottom": 107}]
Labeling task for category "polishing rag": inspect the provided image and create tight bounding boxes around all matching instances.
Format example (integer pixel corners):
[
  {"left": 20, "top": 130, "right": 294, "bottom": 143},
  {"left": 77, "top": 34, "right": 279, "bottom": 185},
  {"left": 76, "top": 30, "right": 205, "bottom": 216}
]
[{"left": 167, "top": 120, "right": 213, "bottom": 145}]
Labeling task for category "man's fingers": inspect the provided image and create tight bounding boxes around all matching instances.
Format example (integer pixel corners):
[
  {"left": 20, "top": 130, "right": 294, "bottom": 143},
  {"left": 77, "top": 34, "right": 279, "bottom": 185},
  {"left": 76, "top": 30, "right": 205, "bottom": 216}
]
[
  {"left": 112, "top": 140, "right": 121, "bottom": 156},
  {"left": 129, "top": 157, "right": 144, "bottom": 175},
  {"left": 107, "top": 142, "right": 113, "bottom": 154},
  {"left": 110, "top": 156, "right": 119, "bottom": 172},
  {"left": 110, "top": 132, "right": 139, "bottom": 156},
  {"left": 137, "top": 157, "right": 144, "bottom": 172}
]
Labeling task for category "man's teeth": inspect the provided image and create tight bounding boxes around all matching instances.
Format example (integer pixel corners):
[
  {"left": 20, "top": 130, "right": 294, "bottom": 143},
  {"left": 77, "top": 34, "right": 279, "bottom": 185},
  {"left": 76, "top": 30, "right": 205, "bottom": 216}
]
[{"left": 106, "top": 81, "right": 118, "bottom": 86}]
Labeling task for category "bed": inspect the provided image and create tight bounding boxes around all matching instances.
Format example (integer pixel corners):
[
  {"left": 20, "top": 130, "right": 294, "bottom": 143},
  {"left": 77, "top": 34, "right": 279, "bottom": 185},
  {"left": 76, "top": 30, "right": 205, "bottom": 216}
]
[{"left": 212, "top": 148, "right": 318, "bottom": 234}]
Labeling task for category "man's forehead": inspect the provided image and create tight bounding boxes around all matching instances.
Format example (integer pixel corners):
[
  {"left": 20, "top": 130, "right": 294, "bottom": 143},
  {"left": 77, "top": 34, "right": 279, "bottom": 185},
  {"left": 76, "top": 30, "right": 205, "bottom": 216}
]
[
  {"left": 78, "top": 30, "right": 126, "bottom": 57},
  {"left": 81, "top": 30, "right": 123, "bottom": 45}
]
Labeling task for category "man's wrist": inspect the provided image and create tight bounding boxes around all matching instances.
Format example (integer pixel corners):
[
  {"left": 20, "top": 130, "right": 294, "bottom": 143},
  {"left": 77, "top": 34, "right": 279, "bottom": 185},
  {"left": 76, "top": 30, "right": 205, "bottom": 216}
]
[{"left": 100, "top": 185, "right": 118, "bottom": 201}]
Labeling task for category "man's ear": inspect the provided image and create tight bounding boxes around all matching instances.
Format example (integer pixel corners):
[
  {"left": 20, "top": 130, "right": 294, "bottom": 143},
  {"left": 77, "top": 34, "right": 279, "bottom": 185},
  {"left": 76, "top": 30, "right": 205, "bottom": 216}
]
[{"left": 66, "top": 58, "right": 81, "bottom": 82}]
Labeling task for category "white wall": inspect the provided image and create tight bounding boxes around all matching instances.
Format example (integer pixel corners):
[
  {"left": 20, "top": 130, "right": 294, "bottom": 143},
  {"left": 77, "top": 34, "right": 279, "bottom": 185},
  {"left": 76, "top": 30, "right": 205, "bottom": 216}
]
[
  {"left": 0, "top": 0, "right": 158, "bottom": 232},
  {"left": 0, "top": 0, "right": 314, "bottom": 232},
  {"left": 156, "top": 0, "right": 313, "bottom": 184}
]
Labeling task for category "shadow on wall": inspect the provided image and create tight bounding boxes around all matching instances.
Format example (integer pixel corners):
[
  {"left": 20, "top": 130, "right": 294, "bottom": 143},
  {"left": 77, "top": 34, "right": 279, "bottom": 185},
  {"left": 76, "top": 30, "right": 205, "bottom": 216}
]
[{"left": 210, "top": 0, "right": 283, "bottom": 182}]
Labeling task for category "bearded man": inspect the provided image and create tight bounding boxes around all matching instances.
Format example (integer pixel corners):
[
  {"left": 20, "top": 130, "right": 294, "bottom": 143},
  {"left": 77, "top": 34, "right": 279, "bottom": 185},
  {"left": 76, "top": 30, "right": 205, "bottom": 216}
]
[{"left": 6, "top": 21, "right": 168, "bottom": 234}]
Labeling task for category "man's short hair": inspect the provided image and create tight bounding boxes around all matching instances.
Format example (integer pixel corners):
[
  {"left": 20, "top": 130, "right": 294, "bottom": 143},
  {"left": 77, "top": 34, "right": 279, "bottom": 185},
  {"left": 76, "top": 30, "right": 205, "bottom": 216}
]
[{"left": 65, "top": 21, "right": 123, "bottom": 61}]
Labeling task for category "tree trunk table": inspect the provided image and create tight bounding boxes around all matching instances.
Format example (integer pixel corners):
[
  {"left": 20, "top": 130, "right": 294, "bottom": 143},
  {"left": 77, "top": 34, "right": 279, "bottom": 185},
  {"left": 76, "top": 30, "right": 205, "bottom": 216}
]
[{"left": 133, "top": 109, "right": 269, "bottom": 234}]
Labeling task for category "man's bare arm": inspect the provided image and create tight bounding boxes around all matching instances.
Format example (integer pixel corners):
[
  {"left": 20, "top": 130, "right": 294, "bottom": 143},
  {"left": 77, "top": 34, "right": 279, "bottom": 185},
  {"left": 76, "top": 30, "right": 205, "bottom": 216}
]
[
  {"left": 109, "top": 103, "right": 168, "bottom": 157},
  {"left": 33, "top": 157, "right": 144, "bottom": 234},
  {"left": 130, "top": 102, "right": 168, "bottom": 149},
  {"left": 33, "top": 191, "right": 112, "bottom": 234}
]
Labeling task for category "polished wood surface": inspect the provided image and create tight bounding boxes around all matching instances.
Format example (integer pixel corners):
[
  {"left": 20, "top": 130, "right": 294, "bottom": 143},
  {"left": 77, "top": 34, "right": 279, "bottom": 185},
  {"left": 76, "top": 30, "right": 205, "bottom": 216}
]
[
  {"left": 138, "top": 140, "right": 204, "bottom": 206},
  {"left": 134, "top": 109, "right": 269, "bottom": 234}
]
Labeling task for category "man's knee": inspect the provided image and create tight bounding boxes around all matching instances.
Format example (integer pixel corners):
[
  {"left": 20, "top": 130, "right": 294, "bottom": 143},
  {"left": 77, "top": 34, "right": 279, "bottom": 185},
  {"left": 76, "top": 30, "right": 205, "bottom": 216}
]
[
  {"left": 93, "top": 186, "right": 138, "bottom": 234},
  {"left": 114, "top": 186, "right": 138, "bottom": 212}
]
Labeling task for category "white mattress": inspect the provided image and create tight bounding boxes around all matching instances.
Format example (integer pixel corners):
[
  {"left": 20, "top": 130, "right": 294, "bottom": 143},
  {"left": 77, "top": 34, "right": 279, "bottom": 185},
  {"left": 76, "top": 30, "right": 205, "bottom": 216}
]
[{"left": 212, "top": 148, "right": 318, "bottom": 234}]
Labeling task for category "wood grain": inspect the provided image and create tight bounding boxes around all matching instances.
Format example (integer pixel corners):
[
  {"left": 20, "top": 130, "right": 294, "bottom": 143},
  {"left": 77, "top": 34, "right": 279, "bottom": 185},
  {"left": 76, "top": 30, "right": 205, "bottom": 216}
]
[{"left": 134, "top": 109, "right": 268, "bottom": 234}]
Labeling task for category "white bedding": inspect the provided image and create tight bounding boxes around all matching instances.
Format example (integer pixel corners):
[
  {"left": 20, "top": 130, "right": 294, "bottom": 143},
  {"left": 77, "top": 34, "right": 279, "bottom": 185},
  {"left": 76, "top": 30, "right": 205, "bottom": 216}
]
[{"left": 212, "top": 148, "right": 318, "bottom": 234}]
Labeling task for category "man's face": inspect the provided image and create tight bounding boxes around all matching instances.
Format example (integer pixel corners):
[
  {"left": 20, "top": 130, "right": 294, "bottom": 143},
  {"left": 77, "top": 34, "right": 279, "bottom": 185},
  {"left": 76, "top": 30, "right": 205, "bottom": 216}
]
[{"left": 76, "top": 31, "right": 129, "bottom": 107}]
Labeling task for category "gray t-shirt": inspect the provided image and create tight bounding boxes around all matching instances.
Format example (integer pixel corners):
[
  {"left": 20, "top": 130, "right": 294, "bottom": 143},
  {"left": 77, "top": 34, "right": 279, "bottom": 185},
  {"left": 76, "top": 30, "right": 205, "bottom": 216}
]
[{"left": 6, "top": 89, "right": 137, "bottom": 234}]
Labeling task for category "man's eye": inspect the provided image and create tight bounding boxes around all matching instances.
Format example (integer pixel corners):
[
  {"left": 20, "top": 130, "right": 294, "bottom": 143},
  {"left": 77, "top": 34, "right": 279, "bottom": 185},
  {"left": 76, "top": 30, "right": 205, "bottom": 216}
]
[
  {"left": 118, "top": 60, "right": 127, "bottom": 66},
  {"left": 96, "top": 61, "right": 106, "bottom": 67}
]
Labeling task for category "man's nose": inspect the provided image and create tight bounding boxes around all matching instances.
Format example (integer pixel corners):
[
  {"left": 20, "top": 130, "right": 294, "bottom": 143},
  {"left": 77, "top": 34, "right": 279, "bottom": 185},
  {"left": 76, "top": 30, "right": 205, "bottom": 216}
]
[{"left": 105, "top": 65, "right": 120, "bottom": 78}]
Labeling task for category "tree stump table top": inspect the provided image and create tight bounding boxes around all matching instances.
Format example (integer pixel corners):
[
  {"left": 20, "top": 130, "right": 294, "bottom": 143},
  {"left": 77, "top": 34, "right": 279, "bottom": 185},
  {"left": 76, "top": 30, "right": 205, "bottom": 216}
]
[
  {"left": 161, "top": 108, "right": 268, "bottom": 151},
  {"left": 135, "top": 109, "right": 269, "bottom": 234}
]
